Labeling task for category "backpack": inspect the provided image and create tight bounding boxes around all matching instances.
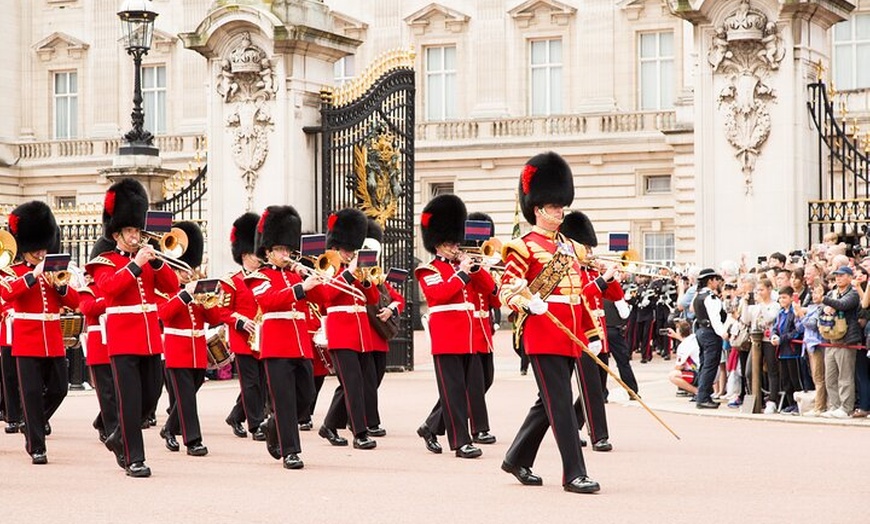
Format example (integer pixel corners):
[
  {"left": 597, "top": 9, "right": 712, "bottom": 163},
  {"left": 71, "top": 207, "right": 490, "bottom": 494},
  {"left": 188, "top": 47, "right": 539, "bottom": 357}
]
[{"left": 818, "top": 310, "right": 848, "bottom": 341}]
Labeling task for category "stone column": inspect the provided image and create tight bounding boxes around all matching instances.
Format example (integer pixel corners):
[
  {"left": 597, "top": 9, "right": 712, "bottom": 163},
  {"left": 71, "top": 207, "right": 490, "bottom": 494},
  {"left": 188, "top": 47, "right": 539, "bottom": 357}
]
[
  {"left": 180, "top": 0, "right": 359, "bottom": 276},
  {"left": 669, "top": 0, "right": 853, "bottom": 265}
]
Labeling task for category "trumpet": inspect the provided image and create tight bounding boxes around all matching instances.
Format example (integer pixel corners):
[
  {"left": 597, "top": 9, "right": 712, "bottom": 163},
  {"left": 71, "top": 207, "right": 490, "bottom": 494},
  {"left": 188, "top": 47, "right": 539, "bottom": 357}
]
[
  {"left": 44, "top": 269, "right": 71, "bottom": 287},
  {"left": 0, "top": 230, "right": 16, "bottom": 270},
  {"left": 141, "top": 227, "right": 194, "bottom": 274},
  {"left": 193, "top": 287, "right": 226, "bottom": 309}
]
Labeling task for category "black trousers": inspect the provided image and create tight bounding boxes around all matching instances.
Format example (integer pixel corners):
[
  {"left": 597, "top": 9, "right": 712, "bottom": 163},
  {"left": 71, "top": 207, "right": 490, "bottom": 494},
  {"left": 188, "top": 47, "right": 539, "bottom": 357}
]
[
  {"left": 635, "top": 318, "right": 655, "bottom": 360},
  {"left": 574, "top": 352, "right": 609, "bottom": 442},
  {"left": 264, "top": 358, "right": 314, "bottom": 456},
  {"left": 429, "top": 354, "right": 475, "bottom": 450},
  {"left": 90, "top": 363, "right": 119, "bottom": 437},
  {"left": 299, "top": 375, "right": 326, "bottom": 424},
  {"left": 465, "top": 353, "right": 491, "bottom": 434},
  {"left": 110, "top": 354, "right": 164, "bottom": 465},
  {"left": 323, "top": 349, "right": 369, "bottom": 438},
  {"left": 695, "top": 328, "right": 722, "bottom": 404},
  {"left": 165, "top": 368, "right": 206, "bottom": 446},
  {"left": 504, "top": 354, "right": 588, "bottom": 486},
  {"left": 779, "top": 358, "right": 801, "bottom": 409},
  {"left": 17, "top": 356, "right": 67, "bottom": 455},
  {"left": 606, "top": 326, "right": 638, "bottom": 394},
  {"left": 227, "top": 354, "right": 265, "bottom": 432},
  {"left": 363, "top": 351, "right": 387, "bottom": 427},
  {"left": 762, "top": 341, "right": 781, "bottom": 405},
  {"left": 1, "top": 345, "right": 22, "bottom": 423}
]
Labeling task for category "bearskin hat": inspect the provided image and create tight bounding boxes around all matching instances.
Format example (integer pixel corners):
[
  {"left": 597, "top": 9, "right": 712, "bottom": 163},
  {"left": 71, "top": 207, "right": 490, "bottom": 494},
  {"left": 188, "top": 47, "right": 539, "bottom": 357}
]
[
  {"left": 326, "top": 208, "right": 367, "bottom": 251},
  {"left": 421, "top": 194, "right": 467, "bottom": 254},
  {"left": 230, "top": 212, "right": 259, "bottom": 266},
  {"left": 48, "top": 227, "right": 62, "bottom": 255},
  {"left": 559, "top": 211, "right": 597, "bottom": 247},
  {"left": 518, "top": 152, "right": 574, "bottom": 225},
  {"left": 89, "top": 236, "right": 117, "bottom": 261},
  {"left": 173, "top": 221, "right": 204, "bottom": 269},
  {"left": 254, "top": 205, "right": 301, "bottom": 259},
  {"left": 102, "top": 178, "right": 148, "bottom": 239},
  {"left": 461, "top": 211, "right": 494, "bottom": 248},
  {"left": 366, "top": 218, "right": 384, "bottom": 243},
  {"left": 7, "top": 201, "right": 59, "bottom": 254}
]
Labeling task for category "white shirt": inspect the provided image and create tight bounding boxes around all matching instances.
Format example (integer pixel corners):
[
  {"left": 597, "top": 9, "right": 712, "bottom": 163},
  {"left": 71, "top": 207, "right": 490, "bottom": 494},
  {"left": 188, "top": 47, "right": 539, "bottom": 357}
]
[
  {"left": 676, "top": 334, "right": 700, "bottom": 370},
  {"left": 703, "top": 293, "right": 727, "bottom": 338}
]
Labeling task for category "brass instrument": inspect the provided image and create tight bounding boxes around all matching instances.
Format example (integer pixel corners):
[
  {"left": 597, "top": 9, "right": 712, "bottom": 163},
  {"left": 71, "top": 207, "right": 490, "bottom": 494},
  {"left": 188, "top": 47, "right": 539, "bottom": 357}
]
[
  {"left": 142, "top": 227, "right": 194, "bottom": 274},
  {"left": 577, "top": 247, "right": 674, "bottom": 280},
  {"left": 193, "top": 287, "right": 225, "bottom": 309},
  {"left": 0, "top": 230, "right": 16, "bottom": 269},
  {"left": 44, "top": 269, "right": 71, "bottom": 287},
  {"left": 248, "top": 308, "right": 262, "bottom": 352},
  {"left": 462, "top": 237, "right": 506, "bottom": 270},
  {"left": 355, "top": 265, "right": 383, "bottom": 283},
  {"left": 282, "top": 252, "right": 366, "bottom": 301}
]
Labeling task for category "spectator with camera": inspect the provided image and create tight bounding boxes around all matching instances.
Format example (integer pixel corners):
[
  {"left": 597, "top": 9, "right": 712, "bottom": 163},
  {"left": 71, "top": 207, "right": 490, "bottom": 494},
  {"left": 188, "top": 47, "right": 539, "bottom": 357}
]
[
  {"left": 797, "top": 281, "right": 828, "bottom": 416},
  {"left": 820, "top": 266, "right": 861, "bottom": 419},
  {"left": 771, "top": 287, "right": 804, "bottom": 414},
  {"left": 667, "top": 320, "right": 699, "bottom": 397}
]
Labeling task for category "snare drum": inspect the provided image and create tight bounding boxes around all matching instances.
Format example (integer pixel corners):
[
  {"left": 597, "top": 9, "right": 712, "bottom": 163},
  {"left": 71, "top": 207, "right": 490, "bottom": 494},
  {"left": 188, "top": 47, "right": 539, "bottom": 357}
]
[
  {"left": 206, "top": 326, "right": 233, "bottom": 370},
  {"left": 60, "top": 313, "right": 84, "bottom": 348}
]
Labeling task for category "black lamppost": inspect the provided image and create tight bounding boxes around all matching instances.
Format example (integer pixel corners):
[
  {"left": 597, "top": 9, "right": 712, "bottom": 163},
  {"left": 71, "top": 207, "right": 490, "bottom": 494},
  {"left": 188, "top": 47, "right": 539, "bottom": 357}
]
[{"left": 117, "top": 0, "right": 159, "bottom": 156}]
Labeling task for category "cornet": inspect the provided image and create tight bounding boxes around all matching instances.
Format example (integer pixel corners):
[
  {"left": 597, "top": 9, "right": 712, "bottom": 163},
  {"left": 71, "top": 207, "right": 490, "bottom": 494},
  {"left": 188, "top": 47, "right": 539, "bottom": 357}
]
[
  {"left": 43, "top": 269, "right": 71, "bottom": 287},
  {"left": 141, "top": 227, "right": 194, "bottom": 274}
]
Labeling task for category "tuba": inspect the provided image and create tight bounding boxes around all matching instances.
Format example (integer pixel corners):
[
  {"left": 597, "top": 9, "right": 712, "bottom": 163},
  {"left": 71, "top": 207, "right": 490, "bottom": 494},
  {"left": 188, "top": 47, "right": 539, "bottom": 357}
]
[{"left": 0, "top": 230, "right": 17, "bottom": 269}]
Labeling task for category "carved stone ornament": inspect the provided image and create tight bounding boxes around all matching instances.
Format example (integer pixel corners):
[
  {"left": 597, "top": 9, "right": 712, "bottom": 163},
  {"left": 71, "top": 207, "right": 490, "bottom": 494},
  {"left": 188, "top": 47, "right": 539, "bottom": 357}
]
[
  {"left": 707, "top": 0, "right": 785, "bottom": 194},
  {"left": 216, "top": 32, "right": 276, "bottom": 210},
  {"left": 352, "top": 123, "right": 405, "bottom": 227}
]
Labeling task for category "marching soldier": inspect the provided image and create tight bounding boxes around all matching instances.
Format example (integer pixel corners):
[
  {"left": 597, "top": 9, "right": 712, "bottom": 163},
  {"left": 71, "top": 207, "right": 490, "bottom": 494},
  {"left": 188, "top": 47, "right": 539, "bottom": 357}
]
[
  {"left": 80, "top": 237, "right": 118, "bottom": 443},
  {"left": 415, "top": 194, "right": 489, "bottom": 459},
  {"left": 499, "top": 152, "right": 601, "bottom": 493},
  {"left": 318, "top": 208, "right": 381, "bottom": 450},
  {"left": 245, "top": 205, "right": 323, "bottom": 469},
  {"left": 0, "top": 201, "right": 80, "bottom": 464},
  {"left": 89, "top": 178, "right": 179, "bottom": 477},
  {"left": 159, "top": 221, "right": 224, "bottom": 457},
  {"left": 559, "top": 211, "right": 621, "bottom": 452},
  {"left": 1, "top": 262, "right": 23, "bottom": 435},
  {"left": 222, "top": 212, "right": 267, "bottom": 441}
]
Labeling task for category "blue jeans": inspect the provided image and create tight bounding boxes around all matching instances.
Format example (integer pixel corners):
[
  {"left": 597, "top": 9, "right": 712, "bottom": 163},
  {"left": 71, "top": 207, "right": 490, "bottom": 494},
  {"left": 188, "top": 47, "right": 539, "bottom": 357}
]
[{"left": 695, "top": 328, "right": 723, "bottom": 404}]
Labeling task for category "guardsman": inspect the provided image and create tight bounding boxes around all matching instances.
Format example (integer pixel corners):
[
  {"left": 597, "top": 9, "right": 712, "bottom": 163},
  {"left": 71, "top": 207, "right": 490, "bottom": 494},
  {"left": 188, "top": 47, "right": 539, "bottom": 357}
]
[
  {"left": 80, "top": 236, "right": 118, "bottom": 443},
  {"left": 318, "top": 208, "right": 381, "bottom": 450},
  {"left": 499, "top": 152, "right": 601, "bottom": 494},
  {"left": 89, "top": 178, "right": 179, "bottom": 478},
  {"left": 559, "top": 210, "right": 621, "bottom": 452},
  {"left": 245, "top": 205, "right": 323, "bottom": 469},
  {"left": 1, "top": 259, "right": 22, "bottom": 435},
  {"left": 1, "top": 201, "right": 80, "bottom": 464},
  {"left": 222, "top": 212, "right": 266, "bottom": 442},
  {"left": 159, "top": 221, "right": 224, "bottom": 457},
  {"left": 415, "top": 194, "right": 489, "bottom": 459}
]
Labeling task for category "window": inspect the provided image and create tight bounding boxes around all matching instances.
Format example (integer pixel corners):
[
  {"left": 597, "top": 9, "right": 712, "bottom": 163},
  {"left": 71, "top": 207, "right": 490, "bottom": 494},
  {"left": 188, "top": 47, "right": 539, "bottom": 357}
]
[
  {"left": 429, "top": 181, "right": 454, "bottom": 198},
  {"left": 638, "top": 32, "right": 674, "bottom": 110},
  {"left": 55, "top": 195, "right": 76, "bottom": 209},
  {"left": 53, "top": 71, "right": 78, "bottom": 139},
  {"left": 142, "top": 65, "right": 166, "bottom": 135},
  {"left": 644, "top": 175, "right": 672, "bottom": 194},
  {"left": 833, "top": 14, "right": 870, "bottom": 90},
  {"left": 529, "top": 39, "right": 562, "bottom": 116},
  {"left": 334, "top": 56, "right": 355, "bottom": 86},
  {"left": 425, "top": 46, "right": 457, "bottom": 121},
  {"left": 644, "top": 232, "right": 674, "bottom": 264}
]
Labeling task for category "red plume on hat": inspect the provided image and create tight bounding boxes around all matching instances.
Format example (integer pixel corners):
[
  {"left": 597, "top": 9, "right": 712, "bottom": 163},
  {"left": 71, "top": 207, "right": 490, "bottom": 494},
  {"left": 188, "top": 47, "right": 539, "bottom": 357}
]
[
  {"left": 421, "top": 212, "right": 432, "bottom": 228},
  {"left": 7, "top": 213, "right": 19, "bottom": 235},
  {"left": 518, "top": 152, "right": 574, "bottom": 225},
  {"left": 104, "top": 190, "right": 116, "bottom": 217},
  {"left": 327, "top": 213, "right": 338, "bottom": 232}
]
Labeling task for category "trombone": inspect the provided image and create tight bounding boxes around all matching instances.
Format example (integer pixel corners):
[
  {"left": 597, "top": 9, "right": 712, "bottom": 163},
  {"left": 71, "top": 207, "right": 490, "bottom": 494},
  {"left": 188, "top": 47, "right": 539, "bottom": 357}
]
[
  {"left": 0, "top": 230, "right": 17, "bottom": 269},
  {"left": 580, "top": 248, "right": 674, "bottom": 280},
  {"left": 462, "top": 237, "right": 506, "bottom": 271},
  {"left": 282, "top": 251, "right": 367, "bottom": 302},
  {"left": 141, "top": 227, "right": 194, "bottom": 274}
]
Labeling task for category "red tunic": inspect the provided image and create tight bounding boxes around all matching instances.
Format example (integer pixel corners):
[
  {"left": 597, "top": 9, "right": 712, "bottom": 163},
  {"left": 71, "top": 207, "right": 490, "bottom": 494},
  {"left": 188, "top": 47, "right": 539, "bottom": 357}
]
[
  {"left": 320, "top": 268, "right": 380, "bottom": 352},
  {"left": 78, "top": 285, "right": 109, "bottom": 366},
  {"left": 578, "top": 263, "right": 624, "bottom": 354},
  {"left": 0, "top": 266, "right": 16, "bottom": 346},
  {"left": 416, "top": 256, "right": 493, "bottom": 355},
  {"left": 86, "top": 250, "right": 179, "bottom": 357},
  {"left": 219, "top": 270, "right": 260, "bottom": 357},
  {"left": 369, "top": 280, "right": 406, "bottom": 352},
  {"left": 159, "top": 290, "right": 225, "bottom": 369},
  {"left": 245, "top": 265, "right": 325, "bottom": 360},
  {"left": 0, "top": 262, "right": 80, "bottom": 358},
  {"left": 469, "top": 271, "right": 499, "bottom": 354},
  {"left": 499, "top": 228, "right": 599, "bottom": 358},
  {"left": 306, "top": 304, "right": 332, "bottom": 377}
]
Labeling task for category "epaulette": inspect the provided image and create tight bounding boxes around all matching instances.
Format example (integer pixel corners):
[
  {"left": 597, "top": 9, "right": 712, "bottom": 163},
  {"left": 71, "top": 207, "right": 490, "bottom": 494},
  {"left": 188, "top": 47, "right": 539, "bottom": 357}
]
[
  {"left": 244, "top": 270, "right": 270, "bottom": 281},
  {"left": 85, "top": 256, "right": 115, "bottom": 267},
  {"left": 1, "top": 266, "right": 16, "bottom": 278},
  {"left": 154, "top": 289, "right": 171, "bottom": 301},
  {"left": 414, "top": 264, "right": 438, "bottom": 276},
  {"left": 502, "top": 237, "right": 530, "bottom": 260},
  {"left": 220, "top": 275, "right": 236, "bottom": 290},
  {"left": 76, "top": 286, "right": 95, "bottom": 297}
]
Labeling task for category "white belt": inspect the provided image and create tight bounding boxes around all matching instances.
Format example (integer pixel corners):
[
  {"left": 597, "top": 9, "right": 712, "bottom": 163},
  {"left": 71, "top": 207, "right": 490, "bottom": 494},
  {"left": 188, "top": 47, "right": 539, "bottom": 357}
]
[
  {"left": 87, "top": 325, "right": 103, "bottom": 333},
  {"left": 11, "top": 312, "right": 61, "bottom": 322},
  {"left": 428, "top": 303, "right": 474, "bottom": 314},
  {"left": 261, "top": 311, "right": 307, "bottom": 321},
  {"left": 327, "top": 305, "right": 367, "bottom": 314},
  {"left": 545, "top": 295, "right": 582, "bottom": 305},
  {"left": 164, "top": 327, "right": 205, "bottom": 338},
  {"left": 106, "top": 303, "right": 158, "bottom": 315},
  {"left": 474, "top": 310, "right": 490, "bottom": 319},
  {"left": 4, "top": 309, "right": 12, "bottom": 345}
]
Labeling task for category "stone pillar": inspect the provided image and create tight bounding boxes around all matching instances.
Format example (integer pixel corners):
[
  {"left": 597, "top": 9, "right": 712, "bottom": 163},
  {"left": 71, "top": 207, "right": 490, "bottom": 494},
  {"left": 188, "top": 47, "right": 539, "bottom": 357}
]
[
  {"left": 100, "top": 153, "right": 176, "bottom": 205},
  {"left": 669, "top": 0, "right": 853, "bottom": 265},
  {"left": 180, "top": 0, "right": 360, "bottom": 276}
]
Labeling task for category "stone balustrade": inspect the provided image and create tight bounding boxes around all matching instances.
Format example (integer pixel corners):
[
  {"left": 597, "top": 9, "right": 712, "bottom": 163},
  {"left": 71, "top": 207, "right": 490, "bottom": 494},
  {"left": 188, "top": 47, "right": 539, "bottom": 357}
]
[
  {"left": 415, "top": 110, "right": 677, "bottom": 143},
  {"left": 14, "top": 134, "right": 205, "bottom": 163}
]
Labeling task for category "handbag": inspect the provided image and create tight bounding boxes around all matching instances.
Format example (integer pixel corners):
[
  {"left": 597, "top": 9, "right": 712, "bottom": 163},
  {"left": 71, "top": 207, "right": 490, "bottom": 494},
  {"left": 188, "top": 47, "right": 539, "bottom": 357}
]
[
  {"left": 366, "top": 283, "right": 399, "bottom": 341},
  {"left": 730, "top": 321, "right": 750, "bottom": 350},
  {"left": 818, "top": 311, "right": 848, "bottom": 341}
]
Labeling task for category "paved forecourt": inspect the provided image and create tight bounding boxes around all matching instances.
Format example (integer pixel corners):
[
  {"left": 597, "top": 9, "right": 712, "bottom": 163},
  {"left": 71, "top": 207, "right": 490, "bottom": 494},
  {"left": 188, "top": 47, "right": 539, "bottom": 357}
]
[{"left": 1, "top": 330, "right": 867, "bottom": 523}]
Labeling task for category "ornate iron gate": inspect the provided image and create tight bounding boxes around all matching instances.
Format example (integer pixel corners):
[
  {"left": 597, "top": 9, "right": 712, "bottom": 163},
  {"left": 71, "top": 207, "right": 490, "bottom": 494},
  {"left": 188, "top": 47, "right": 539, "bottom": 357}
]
[
  {"left": 318, "top": 49, "right": 416, "bottom": 371},
  {"left": 807, "top": 80, "right": 870, "bottom": 246}
]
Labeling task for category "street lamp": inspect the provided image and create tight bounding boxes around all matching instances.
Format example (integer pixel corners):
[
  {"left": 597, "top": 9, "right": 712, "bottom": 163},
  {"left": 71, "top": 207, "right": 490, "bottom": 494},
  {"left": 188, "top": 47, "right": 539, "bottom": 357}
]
[{"left": 117, "top": 0, "right": 159, "bottom": 156}]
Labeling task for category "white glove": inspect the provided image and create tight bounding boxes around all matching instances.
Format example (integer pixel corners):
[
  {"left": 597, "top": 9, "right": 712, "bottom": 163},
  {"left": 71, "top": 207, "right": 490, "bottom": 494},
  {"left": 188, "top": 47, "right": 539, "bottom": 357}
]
[
  {"left": 614, "top": 299, "right": 631, "bottom": 319},
  {"left": 588, "top": 340, "right": 603, "bottom": 356},
  {"left": 528, "top": 293, "right": 548, "bottom": 315}
]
